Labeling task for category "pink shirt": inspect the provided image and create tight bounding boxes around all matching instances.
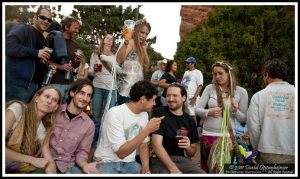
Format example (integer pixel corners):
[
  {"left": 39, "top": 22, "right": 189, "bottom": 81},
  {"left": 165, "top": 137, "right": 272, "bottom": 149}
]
[{"left": 49, "top": 104, "right": 95, "bottom": 173}]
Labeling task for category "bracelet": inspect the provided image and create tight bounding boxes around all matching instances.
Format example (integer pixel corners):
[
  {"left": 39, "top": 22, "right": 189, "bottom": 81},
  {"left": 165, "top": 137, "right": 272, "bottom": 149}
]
[{"left": 124, "top": 40, "right": 129, "bottom": 45}]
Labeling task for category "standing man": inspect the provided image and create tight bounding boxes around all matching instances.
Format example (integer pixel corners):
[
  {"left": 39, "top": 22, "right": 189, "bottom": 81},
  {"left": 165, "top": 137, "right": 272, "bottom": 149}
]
[
  {"left": 47, "top": 16, "right": 83, "bottom": 103},
  {"left": 181, "top": 57, "right": 203, "bottom": 124},
  {"left": 93, "top": 80, "right": 164, "bottom": 174},
  {"left": 151, "top": 84, "right": 206, "bottom": 174},
  {"left": 248, "top": 59, "right": 295, "bottom": 164},
  {"left": 6, "top": 7, "right": 53, "bottom": 103},
  {"left": 49, "top": 79, "right": 101, "bottom": 174},
  {"left": 151, "top": 59, "right": 167, "bottom": 108}
]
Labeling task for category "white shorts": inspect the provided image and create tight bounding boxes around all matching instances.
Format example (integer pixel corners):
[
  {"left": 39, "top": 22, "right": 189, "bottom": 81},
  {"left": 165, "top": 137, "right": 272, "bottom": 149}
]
[{"left": 184, "top": 96, "right": 200, "bottom": 116}]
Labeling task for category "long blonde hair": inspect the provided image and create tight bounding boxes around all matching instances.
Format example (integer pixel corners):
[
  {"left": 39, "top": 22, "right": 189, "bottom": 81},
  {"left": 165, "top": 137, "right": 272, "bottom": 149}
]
[
  {"left": 132, "top": 19, "right": 151, "bottom": 72},
  {"left": 211, "top": 61, "right": 237, "bottom": 108},
  {"left": 6, "top": 86, "right": 61, "bottom": 156}
]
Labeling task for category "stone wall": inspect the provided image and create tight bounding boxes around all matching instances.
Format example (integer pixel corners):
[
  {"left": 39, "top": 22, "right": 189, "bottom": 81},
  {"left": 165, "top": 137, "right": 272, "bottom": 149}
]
[{"left": 179, "top": 5, "right": 215, "bottom": 39}]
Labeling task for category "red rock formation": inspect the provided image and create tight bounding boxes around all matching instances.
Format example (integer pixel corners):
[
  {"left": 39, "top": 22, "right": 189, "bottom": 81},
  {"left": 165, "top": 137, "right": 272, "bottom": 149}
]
[{"left": 179, "top": 5, "right": 215, "bottom": 39}]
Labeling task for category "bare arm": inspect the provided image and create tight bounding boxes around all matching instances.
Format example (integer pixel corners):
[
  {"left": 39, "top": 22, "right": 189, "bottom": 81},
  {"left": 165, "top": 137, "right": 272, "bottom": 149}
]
[
  {"left": 76, "top": 157, "right": 102, "bottom": 174},
  {"left": 139, "top": 142, "right": 151, "bottom": 174},
  {"left": 41, "top": 142, "right": 56, "bottom": 174},
  {"left": 152, "top": 134, "right": 182, "bottom": 173},
  {"left": 159, "top": 79, "right": 171, "bottom": 89},
  {"left": 83, "top": 68, "right": 89, "bottom": 79},
  {"left": 116, "top": 116, "right": 164, "bottom": 159},
  {"left": 190, "top": 85, "right": 203, "bottom": 106},
  {"left": 116, "top": 40, "right": 133, "bottom": 65}
]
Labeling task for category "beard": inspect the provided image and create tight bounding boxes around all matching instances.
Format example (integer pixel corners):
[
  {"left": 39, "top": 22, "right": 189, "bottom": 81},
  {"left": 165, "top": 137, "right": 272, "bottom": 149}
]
[{"left": 167, "top": 102, "right": 183, "bottom": 111}]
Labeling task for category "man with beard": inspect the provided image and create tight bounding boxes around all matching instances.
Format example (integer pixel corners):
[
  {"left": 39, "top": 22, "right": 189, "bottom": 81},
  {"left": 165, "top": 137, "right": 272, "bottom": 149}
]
[
  {"left": 49, "top": 79, "right": 101, "bottom": 174},
  {"left": 150, "top": 84, "right": 206, "bottom": 174},
  {"left": 47, "top": 16, "right": 84, "bottom": 103}
]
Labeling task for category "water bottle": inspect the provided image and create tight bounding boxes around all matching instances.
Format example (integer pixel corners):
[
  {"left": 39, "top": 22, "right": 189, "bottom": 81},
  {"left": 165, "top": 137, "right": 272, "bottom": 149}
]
[
  {"left": 65, "top": 59, "right": 72, "bottom": 80},
  {"left": 42, "top": 68, "right": 55, "bottom": 86}
]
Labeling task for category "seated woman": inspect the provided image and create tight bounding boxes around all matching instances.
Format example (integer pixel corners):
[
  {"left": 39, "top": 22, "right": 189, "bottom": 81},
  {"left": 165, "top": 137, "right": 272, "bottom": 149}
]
[{"left": 5, "top": 86, "right": 61, "bottom": 174}]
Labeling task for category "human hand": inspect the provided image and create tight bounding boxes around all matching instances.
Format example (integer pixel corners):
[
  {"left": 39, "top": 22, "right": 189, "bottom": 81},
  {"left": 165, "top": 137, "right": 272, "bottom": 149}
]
[
  {"left": 146, "top": 116, "right": 165, "bottom": 133},
  {"left": 48, "top": 64, "right": 57, "bottom": 74},
  {"left": 82, "top": 161, "right": 102, "bottom": 174},
  {"left": 62, "top": 63, "right": 72, "bottom": 72},
  {"left": 189, "top": 97, "right": 197, "bottom": 106},
  {"left": 177, "top": 136, "right": 190, "bottom": 149},
  {"left": 38, "top": 49, "right": 52, "bottom": 63},
  {"left": 209, "top": 107, "right": 222, "bottom": 117},
  {"left": 140, "top": 167, "right": 151, "bottom": 174},
  {"left": 30, "top": 157, "right": 49, "bottom": 169},
  {"left": 231, "top": 98, "right": 238, "bottom": 114}
]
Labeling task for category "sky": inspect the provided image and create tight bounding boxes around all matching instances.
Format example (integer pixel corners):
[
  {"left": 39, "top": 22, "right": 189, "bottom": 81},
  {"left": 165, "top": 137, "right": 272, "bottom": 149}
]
[{"left": 59, "top": 2, "right": 181, "bottom": 59}]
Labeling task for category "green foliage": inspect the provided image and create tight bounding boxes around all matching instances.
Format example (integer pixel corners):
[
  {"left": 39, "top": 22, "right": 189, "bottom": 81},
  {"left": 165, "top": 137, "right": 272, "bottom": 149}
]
[
  {"left": 70, "top": 5, "right": 163, "bottom": 74},
  {"left": 70, "top": 5, "right": 145, "bottom": 60},
  {"left": 5, "top": 5, "right": 35, "bottom": 23},
  {"left": 175, "top": 6, "right": 295, "bottom": 98}
]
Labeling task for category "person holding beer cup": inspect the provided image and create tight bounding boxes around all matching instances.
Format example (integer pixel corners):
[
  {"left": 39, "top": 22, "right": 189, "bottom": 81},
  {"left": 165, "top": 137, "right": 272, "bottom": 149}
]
[{"left": 116, "top": 19, "right": 152, "bottom": 105}]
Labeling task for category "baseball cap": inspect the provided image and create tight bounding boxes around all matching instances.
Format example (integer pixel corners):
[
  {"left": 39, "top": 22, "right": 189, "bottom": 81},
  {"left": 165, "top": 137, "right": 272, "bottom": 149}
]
[
  {"left": 185, "top": 57, "right": 196, "bottom": 63},
  {"left": 162, "top": 59, "right": 168, "bottom": 64}
]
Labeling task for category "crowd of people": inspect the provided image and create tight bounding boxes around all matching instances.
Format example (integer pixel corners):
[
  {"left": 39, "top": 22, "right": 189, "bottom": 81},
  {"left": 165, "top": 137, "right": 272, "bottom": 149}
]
[{"left": 5, "top": 6, "right": 295, "bottom": 174}]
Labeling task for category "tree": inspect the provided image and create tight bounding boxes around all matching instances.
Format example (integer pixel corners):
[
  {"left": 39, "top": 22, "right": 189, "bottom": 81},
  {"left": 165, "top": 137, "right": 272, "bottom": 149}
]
[
  {"left": 5, "top": 5, "right": 35, "bottom": 23},
  {"left": 70, "top": 5, "right": 144, "bottom": 58},
  {"left": 70, "top": 5, "right": 163, "bottom": 77},
  {"left": 175, "top": 6, "right": 295, "bottom": 98}
]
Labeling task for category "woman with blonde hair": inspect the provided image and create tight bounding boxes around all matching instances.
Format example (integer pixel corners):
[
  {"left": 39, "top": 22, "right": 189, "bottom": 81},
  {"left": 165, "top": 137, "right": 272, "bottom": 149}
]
[
  {"left": 195, "top": 61, "right": 248, "bottom": 173},
  {"left": 116, "top": 19, "right": 151, "bottom": 104},
  {"left": 5, "top": 86, "right": 61, "bottom": 173}
]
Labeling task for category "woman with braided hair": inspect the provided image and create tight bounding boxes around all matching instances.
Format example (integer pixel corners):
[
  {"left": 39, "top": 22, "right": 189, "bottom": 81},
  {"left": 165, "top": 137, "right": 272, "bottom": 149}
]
[{"left": 195, "top": 61, "right": 249, "bottom": 173}]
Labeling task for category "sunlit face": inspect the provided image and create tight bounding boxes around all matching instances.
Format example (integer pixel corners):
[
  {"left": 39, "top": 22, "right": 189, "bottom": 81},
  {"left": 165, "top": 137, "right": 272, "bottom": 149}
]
[
  {"left": 35, "top": 9, "right": 52, "bottom": 32},
  {"left": 103, "top": 34, "right": 114, "bottom": 46},
  {"left": 71, "top": 85, "right": 93, "bottom": 110},
  {"left": 213, "top": 66, "right": 229, "bottom": 86},
  {"left": 66, "top": 21, "right": 80, "bottom": 39},
  {"left": 35, "top": 89, "right": 60, "bottom": 113},
  {"left": 166, "top": 86, "right": 186, "bottom": 111},
  {"left": 138, "top": 25, "right": 150, "bottom": 45},
  {"left": 142, "top": 95, "right": 157, "bottom": 112}
]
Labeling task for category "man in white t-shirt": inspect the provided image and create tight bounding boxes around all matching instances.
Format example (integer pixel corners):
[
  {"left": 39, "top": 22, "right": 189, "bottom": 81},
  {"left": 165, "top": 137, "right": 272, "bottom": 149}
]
[
  {"left": 181, "top": 57, "right": 203, "bottom": 124},
  {"left": 93, "top": 80, "right": 164, "bottom": 174}
]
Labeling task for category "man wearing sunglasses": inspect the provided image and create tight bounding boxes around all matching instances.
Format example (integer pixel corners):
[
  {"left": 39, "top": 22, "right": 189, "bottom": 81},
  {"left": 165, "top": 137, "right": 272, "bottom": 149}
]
[{"left": 6, "top": 7, "right": 53, "bottom": 103}]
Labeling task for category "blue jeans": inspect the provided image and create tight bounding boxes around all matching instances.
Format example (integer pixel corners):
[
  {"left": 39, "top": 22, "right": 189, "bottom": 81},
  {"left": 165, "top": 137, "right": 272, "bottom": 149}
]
[
  {"left": 53, "top": 84, "right": 70, "bottom": 104},
  {"left": 96, "top": 161, "right": 141, "bottom": 174},
  {"left": 92, "top": 87, "right": 117, "bottom": 147},
  {"left": 6, "top": 82, "right": 39, "bottom": 103}
]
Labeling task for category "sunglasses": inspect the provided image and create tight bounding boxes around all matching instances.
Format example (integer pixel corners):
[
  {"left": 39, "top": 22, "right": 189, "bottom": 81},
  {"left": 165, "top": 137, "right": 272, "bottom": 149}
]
[{"left": 38, "top": 15, "right": 53, "bottom": 23}]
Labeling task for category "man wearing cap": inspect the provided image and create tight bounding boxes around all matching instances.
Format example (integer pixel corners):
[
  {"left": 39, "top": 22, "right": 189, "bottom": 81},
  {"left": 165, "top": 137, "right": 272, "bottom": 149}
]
[
  {"left": 151, "top": 59, "right": 167, "bottom": 108},
  {"left": 181, "top": 57, "right": 203, "bottom": 124}
]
